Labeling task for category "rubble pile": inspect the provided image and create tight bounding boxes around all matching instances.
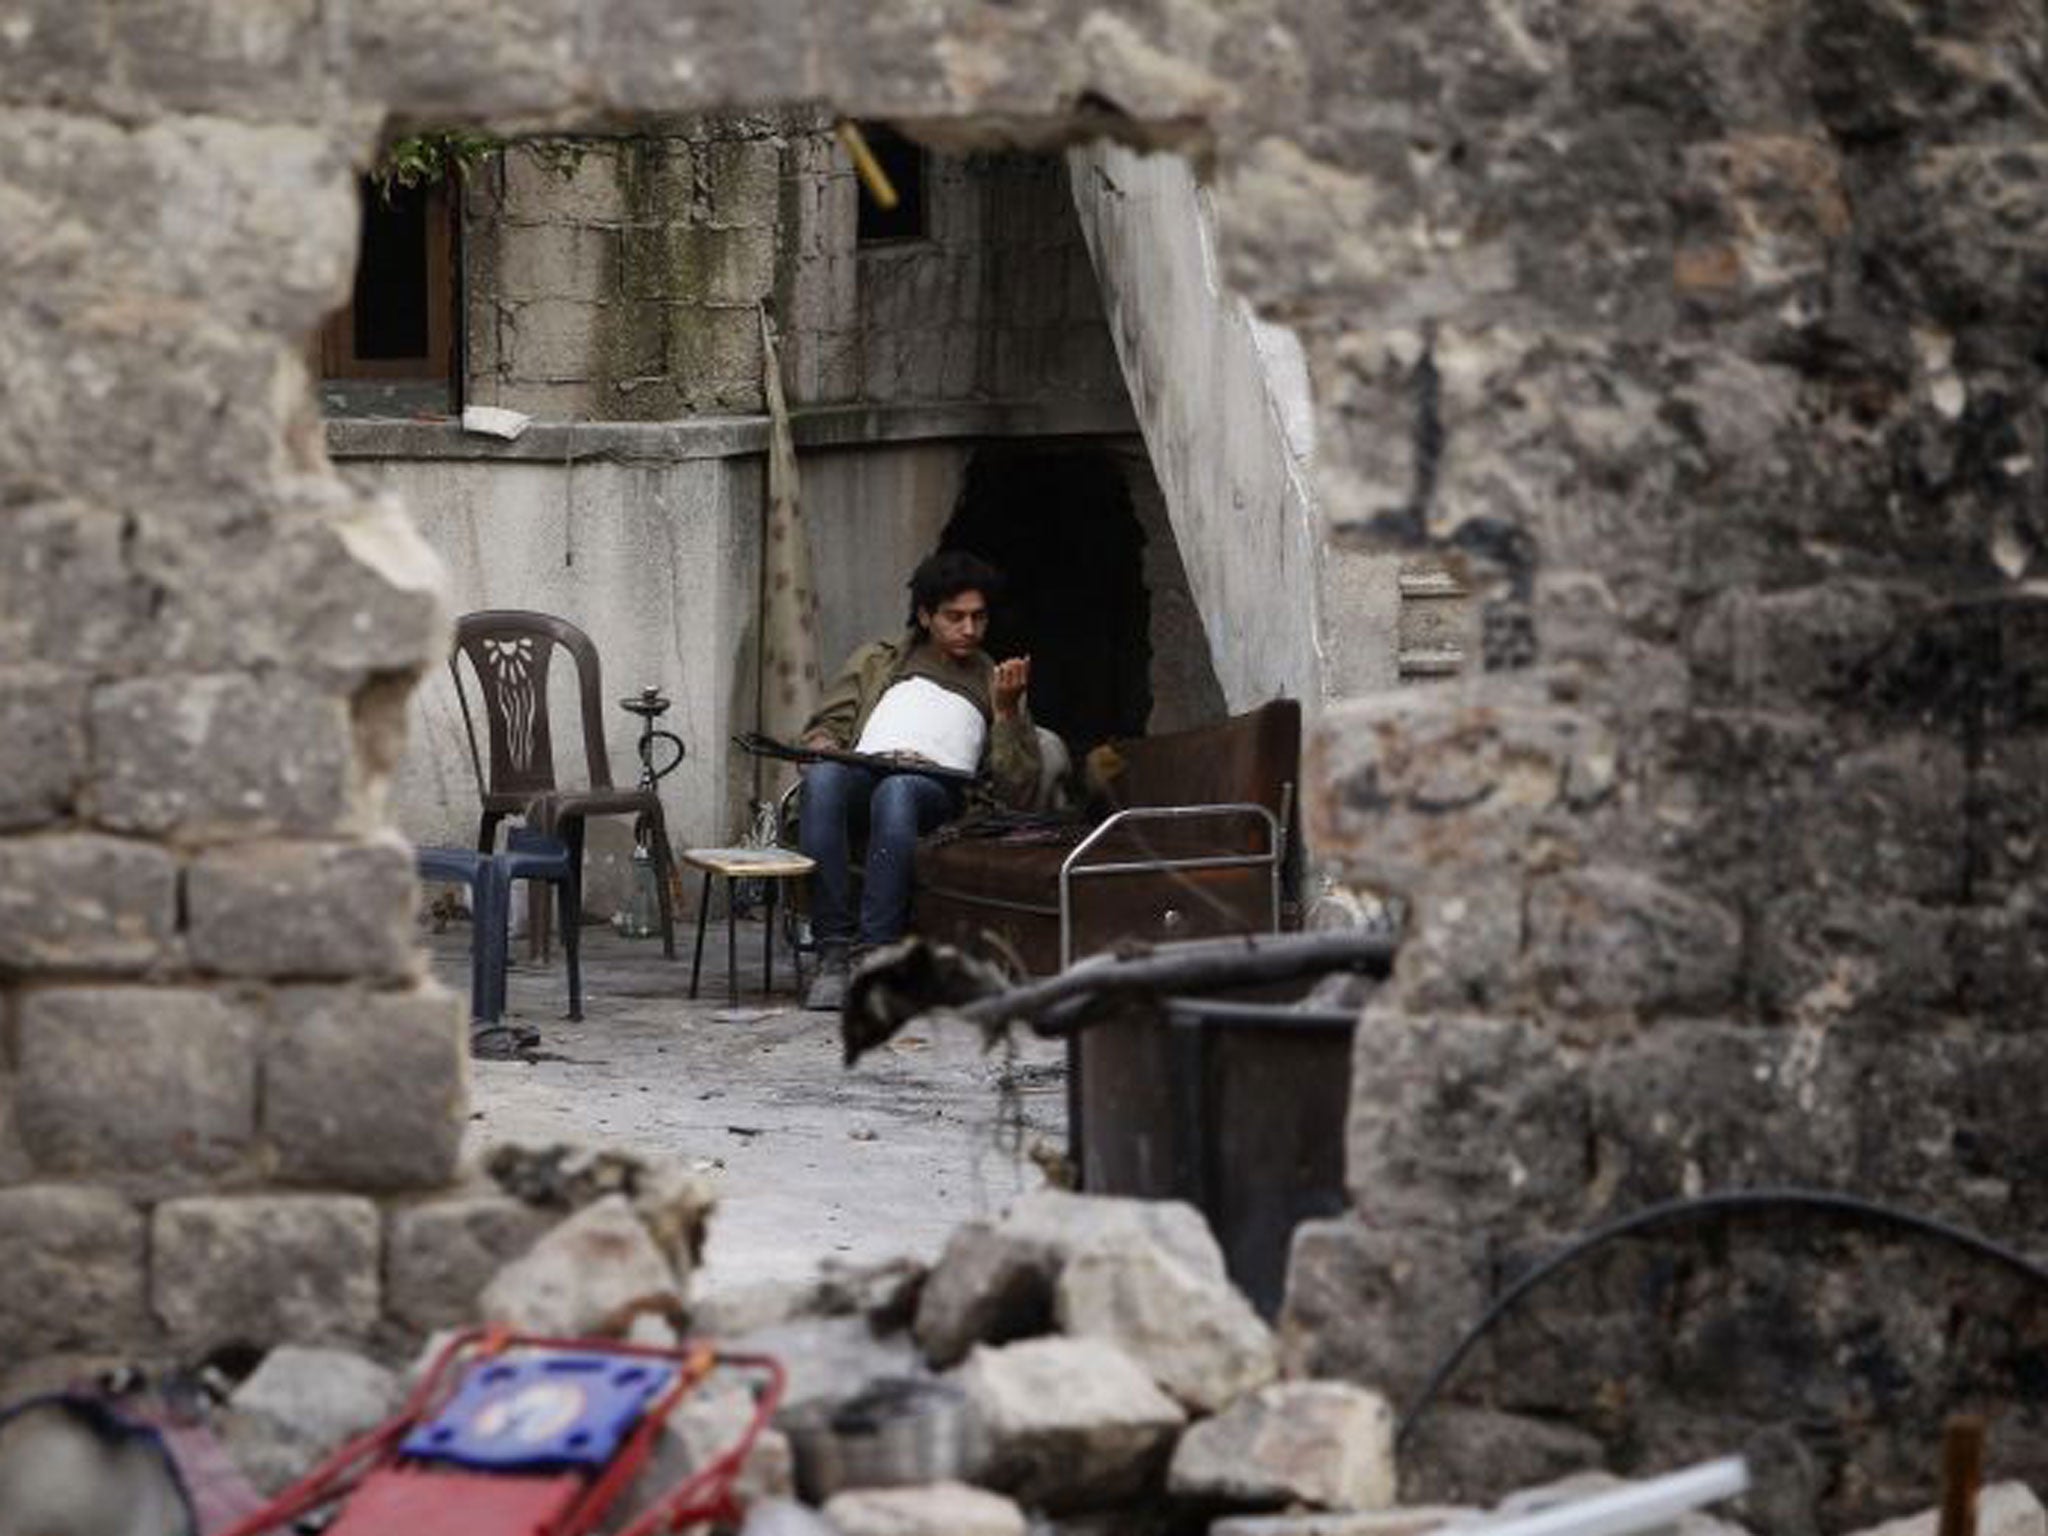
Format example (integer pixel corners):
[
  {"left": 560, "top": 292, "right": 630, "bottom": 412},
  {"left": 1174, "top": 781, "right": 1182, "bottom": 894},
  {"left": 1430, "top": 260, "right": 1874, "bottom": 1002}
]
[{"left": 49, "top": 1158, "right": 2044, "bottom": 1536}]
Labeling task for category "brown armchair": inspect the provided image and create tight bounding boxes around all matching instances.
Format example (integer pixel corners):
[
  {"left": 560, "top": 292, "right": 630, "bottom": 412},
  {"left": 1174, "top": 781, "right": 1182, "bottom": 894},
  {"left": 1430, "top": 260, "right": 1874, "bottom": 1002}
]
[{"left": 450, "top": 610, "right": 679, "bottom": 958}]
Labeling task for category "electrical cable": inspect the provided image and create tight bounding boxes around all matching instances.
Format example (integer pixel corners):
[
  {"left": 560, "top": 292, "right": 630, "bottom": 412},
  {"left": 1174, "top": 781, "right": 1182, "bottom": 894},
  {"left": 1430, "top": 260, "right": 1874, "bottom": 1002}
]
[{"left": 1397, "top": 1187, "right": 2048, "bottom": 1448}]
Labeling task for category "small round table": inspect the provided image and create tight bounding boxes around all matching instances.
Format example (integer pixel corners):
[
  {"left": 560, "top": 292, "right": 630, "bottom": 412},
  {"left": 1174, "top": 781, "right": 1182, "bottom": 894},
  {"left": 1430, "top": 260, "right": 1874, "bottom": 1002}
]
[{"left": 680, "top": 846, "right": 816, "bottom": 1005}]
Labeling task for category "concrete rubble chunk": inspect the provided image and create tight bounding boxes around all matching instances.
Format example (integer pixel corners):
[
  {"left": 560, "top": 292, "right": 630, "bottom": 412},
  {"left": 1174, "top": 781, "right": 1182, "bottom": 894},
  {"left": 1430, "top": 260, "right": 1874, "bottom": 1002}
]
[
  {"left": 384, "top": 1192, "right": 554, "bottom": 1334},
  {"left": 1210, "top": 1508, "right": 1479, "bottom": 1536},
  {"left": 1057, "top": 1242, "right": 1277, "bottom": 1414},
  {"left": 1848, "top": 1483, "right": 2046, "bottom": 1536},
  {"left": 222, "top": 1345, "right": 400, "bottom": 1495},
  {"left": 824, "top": 1480, "right": 1028, "bottom": 1536},
  {"left": 954, "top": 1335, "right": 1186, "bottom": 1509},
  {"left": 611, "top": 1375, "right": 794, "bottom": 1528},
  {"left": 1168, "top": 1381, "right": 1395, "bottom": 1512},
  {"left": 916, "top": 1192, "right": 1228, "bottom": 1368},
  {"left": 479, "top": 1193, "right": 680, "bottom": 1336}
]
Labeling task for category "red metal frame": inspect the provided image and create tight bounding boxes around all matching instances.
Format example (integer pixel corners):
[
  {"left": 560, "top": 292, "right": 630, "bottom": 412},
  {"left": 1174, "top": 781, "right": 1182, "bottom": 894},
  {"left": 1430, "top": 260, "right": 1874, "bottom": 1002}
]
[{"left": 215, "top": 1327, "right": 786, "bottom": 1536}]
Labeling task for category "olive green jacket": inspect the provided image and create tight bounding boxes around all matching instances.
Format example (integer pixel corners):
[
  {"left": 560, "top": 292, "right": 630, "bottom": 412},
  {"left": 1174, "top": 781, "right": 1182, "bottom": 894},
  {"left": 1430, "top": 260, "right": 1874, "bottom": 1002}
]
[{"left": 802, "top": 633, "right": 1043, "bottom": 810}]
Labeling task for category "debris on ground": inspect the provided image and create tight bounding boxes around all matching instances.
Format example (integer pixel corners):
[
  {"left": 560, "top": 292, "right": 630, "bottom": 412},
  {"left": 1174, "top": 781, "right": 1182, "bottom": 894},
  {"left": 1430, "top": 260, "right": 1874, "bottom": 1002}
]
[
  {"left": 219, "top": 1345, "right": 398, "bottom": 1495},
  {"left": 478, "top": 1191, "right": 682, "bottom": 1336},
  {"left": 1167, "top": 1381, "right": 1395, "bottom": 1511},
  {"left": 18, "top": 1171, "right": 2003, "bottom": 1536}
]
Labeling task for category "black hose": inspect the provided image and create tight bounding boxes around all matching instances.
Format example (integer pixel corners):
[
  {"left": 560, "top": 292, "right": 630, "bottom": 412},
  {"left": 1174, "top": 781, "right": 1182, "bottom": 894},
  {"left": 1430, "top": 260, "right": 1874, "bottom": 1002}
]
[{"left": 1396, "top": 1187, "right": 2048, "bottom": 1448}]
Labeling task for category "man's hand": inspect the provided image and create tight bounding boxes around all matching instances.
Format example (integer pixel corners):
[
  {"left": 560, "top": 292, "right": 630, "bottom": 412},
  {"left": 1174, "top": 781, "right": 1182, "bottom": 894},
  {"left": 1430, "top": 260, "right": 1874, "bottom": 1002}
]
[
  {"left": 802, "top": 730, "right": 837, "bottom": 751},
  {"left": 992, "top": 655, "right": 1031, "bottom": 719}
]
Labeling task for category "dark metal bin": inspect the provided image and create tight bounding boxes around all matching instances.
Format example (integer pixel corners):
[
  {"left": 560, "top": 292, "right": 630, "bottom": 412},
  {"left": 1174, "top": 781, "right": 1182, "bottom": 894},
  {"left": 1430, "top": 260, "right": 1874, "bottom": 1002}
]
[{"left": 1069, "top": 990, "right": 1358, "bottom": 1318}]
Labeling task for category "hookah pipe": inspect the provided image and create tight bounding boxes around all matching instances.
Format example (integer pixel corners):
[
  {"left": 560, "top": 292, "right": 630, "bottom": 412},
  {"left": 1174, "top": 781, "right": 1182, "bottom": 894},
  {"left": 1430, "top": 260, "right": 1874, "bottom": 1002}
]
[
  {"left": 617, "top": 688, "right": 685, "bottom": 936},
  {"left": 621, "top": 686, "right": 686, "bottom": 793}
]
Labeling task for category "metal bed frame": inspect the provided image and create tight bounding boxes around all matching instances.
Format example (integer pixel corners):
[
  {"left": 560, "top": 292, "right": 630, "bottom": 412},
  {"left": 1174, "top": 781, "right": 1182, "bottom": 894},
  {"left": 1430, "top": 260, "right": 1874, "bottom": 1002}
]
[{"left": 1057, "top": 801, "right": 1283, "bottom": 969}]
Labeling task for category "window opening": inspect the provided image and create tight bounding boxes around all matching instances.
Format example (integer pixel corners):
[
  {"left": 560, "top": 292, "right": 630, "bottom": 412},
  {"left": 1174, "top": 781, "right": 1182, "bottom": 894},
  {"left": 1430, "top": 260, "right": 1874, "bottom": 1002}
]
[
  {"left": 316, "top": 175, "right": 459, "bottom": 413},
  {"left": 855, "top": 124, "right": 928, "bottom": 244}
]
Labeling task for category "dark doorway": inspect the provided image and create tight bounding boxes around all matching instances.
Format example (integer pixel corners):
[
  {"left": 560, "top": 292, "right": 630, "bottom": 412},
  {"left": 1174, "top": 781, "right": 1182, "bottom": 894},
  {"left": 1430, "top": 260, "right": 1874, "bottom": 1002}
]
[{"left": 940, "top": 446, "right": 1151, "bottom": 752}]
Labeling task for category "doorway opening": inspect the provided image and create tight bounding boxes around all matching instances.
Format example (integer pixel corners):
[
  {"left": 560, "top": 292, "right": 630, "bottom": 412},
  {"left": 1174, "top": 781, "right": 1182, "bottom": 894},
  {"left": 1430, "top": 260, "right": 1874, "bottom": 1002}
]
[{"left": 939, "top": 445, "right": 1152, "bottom": 753}]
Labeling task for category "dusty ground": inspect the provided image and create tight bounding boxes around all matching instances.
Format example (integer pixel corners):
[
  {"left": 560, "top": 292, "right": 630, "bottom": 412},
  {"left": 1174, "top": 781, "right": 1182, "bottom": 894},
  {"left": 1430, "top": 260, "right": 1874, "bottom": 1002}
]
[{"left": 428, "top": 920, "right": 1064, "bottom": 1299}]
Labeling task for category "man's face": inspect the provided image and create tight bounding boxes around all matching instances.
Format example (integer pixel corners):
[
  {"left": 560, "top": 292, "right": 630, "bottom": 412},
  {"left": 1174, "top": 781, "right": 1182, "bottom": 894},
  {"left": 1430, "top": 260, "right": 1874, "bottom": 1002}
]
[{"left": 921, "top": 589, "right": 990, "bottom": 660}]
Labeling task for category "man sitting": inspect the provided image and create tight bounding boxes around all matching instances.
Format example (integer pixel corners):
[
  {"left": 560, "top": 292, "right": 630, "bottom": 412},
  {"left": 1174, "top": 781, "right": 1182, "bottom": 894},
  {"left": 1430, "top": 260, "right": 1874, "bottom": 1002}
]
[{"left": 798, "top": 550, "right": 1040, "bottom": 1010}]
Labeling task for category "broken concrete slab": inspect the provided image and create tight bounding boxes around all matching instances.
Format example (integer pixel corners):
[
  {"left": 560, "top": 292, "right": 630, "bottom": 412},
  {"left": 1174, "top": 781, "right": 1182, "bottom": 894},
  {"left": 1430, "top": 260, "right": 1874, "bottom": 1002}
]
[
  {"left": 478, "top": 1192, "right": 679, "bottom": 1335},
  {"left": 954, "top": 1335, "right": 1185, "bottom": 1510},
  {"left": 222, "top": 1345, "right": 399, "bottom": 1494},
  {"left": 1848, "top": 1483, "right": 2046, "bottom": 1536},
  {"left": 915, "top": 1192, "right": 1228, "bottom": 1368},
  {"left": 1168, "top": 1381, "right": 1395, "bottom": 1512},
  {"left": 824, "top": 1480, "right": 1027, "bottom": 1536},
  {"left": 1056, "top": 1242, "right": 1276, "bottom": 1413}
]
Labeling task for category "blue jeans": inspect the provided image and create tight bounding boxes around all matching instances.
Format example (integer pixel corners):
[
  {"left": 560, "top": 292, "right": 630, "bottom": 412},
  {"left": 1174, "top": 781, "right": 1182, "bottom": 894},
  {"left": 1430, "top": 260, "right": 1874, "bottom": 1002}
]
[{"left": 799, "top": 762, "right": 960, "bottom": 948}]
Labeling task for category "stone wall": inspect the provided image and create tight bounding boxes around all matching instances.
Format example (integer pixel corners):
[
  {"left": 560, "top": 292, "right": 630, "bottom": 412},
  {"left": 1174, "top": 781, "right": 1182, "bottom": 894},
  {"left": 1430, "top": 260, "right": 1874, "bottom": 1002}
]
[{"left": 5, "top": 7, "right": 2045, "bottom": 1523}]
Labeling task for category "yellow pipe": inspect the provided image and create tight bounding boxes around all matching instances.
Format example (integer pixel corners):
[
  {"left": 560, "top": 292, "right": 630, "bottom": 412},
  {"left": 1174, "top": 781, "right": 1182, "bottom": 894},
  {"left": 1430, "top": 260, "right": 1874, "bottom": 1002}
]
[{"left": 836, "top": 121, "right": 900, "bottom": 210}]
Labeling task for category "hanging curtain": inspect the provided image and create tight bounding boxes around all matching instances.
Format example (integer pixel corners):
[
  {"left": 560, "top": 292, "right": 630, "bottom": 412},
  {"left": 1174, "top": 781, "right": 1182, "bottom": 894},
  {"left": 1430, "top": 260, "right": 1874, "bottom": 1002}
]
[{"left": 754, "top": 304, "right": 824, "bottom": 821}]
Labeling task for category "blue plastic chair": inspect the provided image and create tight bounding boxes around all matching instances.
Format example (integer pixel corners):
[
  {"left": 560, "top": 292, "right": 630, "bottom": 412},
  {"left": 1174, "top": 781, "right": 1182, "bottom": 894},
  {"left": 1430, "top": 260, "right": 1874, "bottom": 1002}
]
[{"left": 417, "top": 830, "right": 582, "bottom": 1023}]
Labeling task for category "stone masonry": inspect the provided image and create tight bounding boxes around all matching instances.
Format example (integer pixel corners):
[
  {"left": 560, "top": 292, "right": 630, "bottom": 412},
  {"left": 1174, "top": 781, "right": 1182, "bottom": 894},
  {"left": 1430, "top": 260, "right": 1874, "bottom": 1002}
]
[{"left": 3, "top": 7, "right": 2046, "bottom": 1528}]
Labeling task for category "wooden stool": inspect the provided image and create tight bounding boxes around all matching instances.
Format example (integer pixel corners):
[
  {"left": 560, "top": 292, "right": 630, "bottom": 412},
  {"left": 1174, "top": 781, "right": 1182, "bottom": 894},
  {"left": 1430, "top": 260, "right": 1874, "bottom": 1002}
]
[{"left": 681, "top": 846, "right": 816, "bottom": 1005}]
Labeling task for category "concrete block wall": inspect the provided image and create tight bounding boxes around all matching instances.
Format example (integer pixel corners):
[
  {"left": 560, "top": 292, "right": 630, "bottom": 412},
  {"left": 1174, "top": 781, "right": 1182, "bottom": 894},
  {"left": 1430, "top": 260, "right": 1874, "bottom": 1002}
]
[
  {"left": 464, "top": 118, "right": 1126, "bottom": 421},
  {"left": 465, "top": 114, "right": 816, "bottom": 419}
]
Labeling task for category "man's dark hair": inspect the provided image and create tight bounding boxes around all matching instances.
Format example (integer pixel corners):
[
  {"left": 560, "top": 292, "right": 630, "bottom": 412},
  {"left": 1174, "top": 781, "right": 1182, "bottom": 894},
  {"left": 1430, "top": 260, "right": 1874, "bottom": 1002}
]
[{"left": 906, "top": 549, "right": 1004, "bottom": 629}]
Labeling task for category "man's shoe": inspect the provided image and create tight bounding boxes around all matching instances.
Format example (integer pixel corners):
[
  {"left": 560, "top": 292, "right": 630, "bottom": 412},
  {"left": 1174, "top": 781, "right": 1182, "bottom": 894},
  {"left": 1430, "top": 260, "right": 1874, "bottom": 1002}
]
[{"left": 804, "top": 948, "right": 851, "bottom": 1012}]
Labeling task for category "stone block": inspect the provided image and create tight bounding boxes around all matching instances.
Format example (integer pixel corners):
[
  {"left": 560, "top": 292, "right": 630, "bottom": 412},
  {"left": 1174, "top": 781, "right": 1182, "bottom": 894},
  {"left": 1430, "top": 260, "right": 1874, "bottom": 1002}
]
[
  {"left": 501, "top": 298, "right": 605, "bottom": 383},
  {"left": 343, "top": 0, "right": 584, "bottom": 115},
  {"left": 221, "top": 1345, "right": 400, "bottom": 1494},
  {"left": 725, "top": 1313, "right": 925, "bottom": 1413},
  {"left": 116, "top": 0, "right": 324, "bottom": 118},
  {"left": 1849, "top": 1483, "right": 2045, "bottom": 1536},
  {"left": 954, "top": 1336, "right": 1185, "bottom": 1510},
  {"left": 0, "top": 2, "right": 110, "bottom": 109},
  {"left": 88, "top": 675, "right": 356, "bottom": 839},
  {"left": 1055, "top": 1243, "right": 1277, "bottom": 1413},
  {"left": 1523, "top": 867, "right": 1742, "bottom": 1018},
  {"left": 914, "top": 1220, "right": 1054, "bottom": 1369},
  {"left": 0, "top": 1184, "right": 146, "bottom": 1355},
  {"left": 0, "top": 834, "right": 177, "bottom": 973},
  {"left": 0, "top": 669, "right": 84, "bottom": 830},
  {"left": 1277, "top": 1220, "right": 1486, "bottom": 1405},
  {"left": 385, "top": 1192, "right": 553, "bottom": 1333},
  {"left": 0, "top": 304, "right": 304, "bottom": 516},
  {"left": 670, "top": 304, "right": 763, "bottom": 399},
  {"left": 186, "top": 834, "right": 419, "bottom": 979},
  {"left": 1345, "top": 1009, "right": 1591, "bottom": 1229},
  {"left": 153, "top": 1195, "right": 381, "bottom": 1350},
  {"left": 499, "top": 137, "right": 627, "bottom": 223},
  {"left": 495, "top": 223, "right": 620, "bottom": 303},
  {"left": 914, "top": 1192, "right": 1226, "bottom": 1368},
  {"left": 612, "top": 1376, "right": 794, "bottom": 1526},
  {"left": 823, "top": 1482, "right": 1025, "bottom": 1536},
  {"left": 0, "top": 113, "right": 355, "bottom": 333},
  {"left": 16, "top": 987, "right": 259, "bottom": 1186},
  {"left": 1396, "top": 1406, "right": 1608, "bottom": 1507},
  {"left": 1168, "top": 1381, "right": 1396, "bottom": 1512},
  {"left": 0, "top": 501, "right": 136, "bottom": 669},
  {"left": 265, "top": 983, "right": 466, "bottom": 1189},
  {"left": 703, "top": 138, "right": 783, "bottom": 227},
  {"left": 479, "top": 1194, "right": 679, "bottom": 1335}
]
